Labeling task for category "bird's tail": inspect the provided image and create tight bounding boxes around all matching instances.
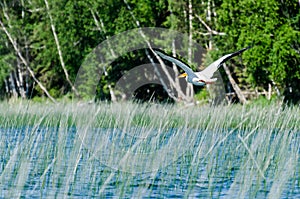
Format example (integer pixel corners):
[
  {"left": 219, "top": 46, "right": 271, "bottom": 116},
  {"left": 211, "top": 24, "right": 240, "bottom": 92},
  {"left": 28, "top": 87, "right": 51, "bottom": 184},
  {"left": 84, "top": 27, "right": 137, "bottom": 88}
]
[{"left": 206, "top": 78, "right": 217, "bottom": 84}]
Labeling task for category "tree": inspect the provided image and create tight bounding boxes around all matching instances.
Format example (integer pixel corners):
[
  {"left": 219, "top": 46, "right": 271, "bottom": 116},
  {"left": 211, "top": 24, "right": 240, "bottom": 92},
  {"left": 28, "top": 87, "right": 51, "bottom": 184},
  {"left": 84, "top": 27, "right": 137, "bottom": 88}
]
[
  {"left": 1, "top": 0, "right": 298, "bottom": 104},
  {"left": 215, "top": 0, "right": 300, "bottom": 103}
]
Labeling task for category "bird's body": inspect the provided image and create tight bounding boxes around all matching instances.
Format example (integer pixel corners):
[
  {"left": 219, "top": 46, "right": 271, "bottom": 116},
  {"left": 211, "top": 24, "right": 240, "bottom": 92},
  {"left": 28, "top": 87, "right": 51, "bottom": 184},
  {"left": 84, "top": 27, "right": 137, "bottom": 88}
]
[{"left": 155, "top": 47, "right": 251, "bottom": 86}]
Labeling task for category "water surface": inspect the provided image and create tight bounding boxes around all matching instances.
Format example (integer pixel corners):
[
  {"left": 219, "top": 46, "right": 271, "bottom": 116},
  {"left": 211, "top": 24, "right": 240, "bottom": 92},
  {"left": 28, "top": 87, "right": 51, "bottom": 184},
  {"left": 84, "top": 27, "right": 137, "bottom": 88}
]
[{"left": 0, "top": 127, "right": 299, "bottom": 198}]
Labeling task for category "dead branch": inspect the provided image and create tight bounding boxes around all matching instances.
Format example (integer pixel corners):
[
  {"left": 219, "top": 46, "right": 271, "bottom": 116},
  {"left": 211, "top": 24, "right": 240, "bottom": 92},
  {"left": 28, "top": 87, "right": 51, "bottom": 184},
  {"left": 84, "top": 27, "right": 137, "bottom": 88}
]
[{"left": 223, "top": 63, "right": 247, "bottom": 104}]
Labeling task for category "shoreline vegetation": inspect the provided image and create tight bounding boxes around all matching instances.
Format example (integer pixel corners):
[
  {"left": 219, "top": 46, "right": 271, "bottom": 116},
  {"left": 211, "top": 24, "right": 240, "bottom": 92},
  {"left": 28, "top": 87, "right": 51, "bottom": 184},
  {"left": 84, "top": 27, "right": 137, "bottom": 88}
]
[
  {"left": 0, "top": 101, "right": 299, "bottom": 197},
  {"left": 0, "top": 100, "right": 299, "bottom": 130}
]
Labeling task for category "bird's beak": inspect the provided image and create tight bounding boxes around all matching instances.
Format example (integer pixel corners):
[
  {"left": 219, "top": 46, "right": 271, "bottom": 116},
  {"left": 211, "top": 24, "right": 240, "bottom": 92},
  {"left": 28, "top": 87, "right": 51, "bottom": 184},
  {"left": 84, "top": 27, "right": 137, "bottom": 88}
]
[{"left": 178, "top": 73, "right": 187, "bottom": 78}]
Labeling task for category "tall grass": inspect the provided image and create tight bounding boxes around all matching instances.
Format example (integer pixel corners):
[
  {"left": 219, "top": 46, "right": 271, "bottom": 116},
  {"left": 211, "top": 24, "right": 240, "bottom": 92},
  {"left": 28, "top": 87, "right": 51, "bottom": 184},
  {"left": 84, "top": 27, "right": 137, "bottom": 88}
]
[{"left": 0, "top": 101, "right": 299, "bottom": 198}]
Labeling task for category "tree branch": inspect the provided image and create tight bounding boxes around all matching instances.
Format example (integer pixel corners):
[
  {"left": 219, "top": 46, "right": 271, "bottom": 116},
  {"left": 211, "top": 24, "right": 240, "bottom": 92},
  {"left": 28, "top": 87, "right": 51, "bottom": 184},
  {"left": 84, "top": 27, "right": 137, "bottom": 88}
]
[
  {"left": 123, "top": 0, "right": 191, "bottom": 102},
  {"left": 0, "top": 19, "right": 56, "bottom": 103},
  {"left": 195, "top": 14, "right": 226, "bottom": 36},
  {"left": 44, "top": 0, "right": 79, "bottom": 97},
  {"left": 223, "top": 63, "right": 247, "bottom": 104}
]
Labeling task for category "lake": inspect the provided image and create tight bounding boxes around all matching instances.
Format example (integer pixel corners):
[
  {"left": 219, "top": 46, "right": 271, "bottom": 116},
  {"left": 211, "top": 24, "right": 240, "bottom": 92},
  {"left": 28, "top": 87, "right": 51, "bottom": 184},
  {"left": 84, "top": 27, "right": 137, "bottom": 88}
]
[{"left": 0, "top": 126, "right": 299, "bottom": 198}]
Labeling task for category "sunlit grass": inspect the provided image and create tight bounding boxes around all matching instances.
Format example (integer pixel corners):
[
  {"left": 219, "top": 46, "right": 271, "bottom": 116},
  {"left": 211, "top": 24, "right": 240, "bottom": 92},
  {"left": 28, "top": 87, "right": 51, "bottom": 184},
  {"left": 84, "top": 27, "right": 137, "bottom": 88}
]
[{"left": 0, "top": 101, "right": 299, "bottom": 198}]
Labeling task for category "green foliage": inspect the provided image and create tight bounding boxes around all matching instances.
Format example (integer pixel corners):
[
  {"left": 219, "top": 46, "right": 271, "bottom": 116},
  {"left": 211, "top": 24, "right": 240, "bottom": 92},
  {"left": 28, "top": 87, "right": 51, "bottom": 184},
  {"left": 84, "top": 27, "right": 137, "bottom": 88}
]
[
  {"left": 0, "top": 31, "right": 14, "bottom": 88},
  {"left": 248, "top": 95, "right": 278, "bottom": 107},
  {"left": 215, "top": 0, "right": 300, "bottom": 102},
  {"left": 0, "top": 0, "right": 299, "bottom": 103},
  {"left": 194, "top": 88, "right": 209, "bottom": 101}
]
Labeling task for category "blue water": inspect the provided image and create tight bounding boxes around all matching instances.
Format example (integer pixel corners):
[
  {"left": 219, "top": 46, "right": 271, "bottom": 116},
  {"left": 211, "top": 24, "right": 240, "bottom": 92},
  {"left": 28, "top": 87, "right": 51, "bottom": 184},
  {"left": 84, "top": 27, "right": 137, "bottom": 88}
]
[{"left": 0, "top": 127, "right": 299, "bottom": 198}]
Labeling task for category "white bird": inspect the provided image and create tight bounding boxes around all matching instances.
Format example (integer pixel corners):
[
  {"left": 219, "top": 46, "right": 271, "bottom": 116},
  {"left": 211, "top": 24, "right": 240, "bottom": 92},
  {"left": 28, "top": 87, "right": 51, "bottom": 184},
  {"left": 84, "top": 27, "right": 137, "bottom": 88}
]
[{"left": 155, "top": 47, "right": 251, "bottom": 86}]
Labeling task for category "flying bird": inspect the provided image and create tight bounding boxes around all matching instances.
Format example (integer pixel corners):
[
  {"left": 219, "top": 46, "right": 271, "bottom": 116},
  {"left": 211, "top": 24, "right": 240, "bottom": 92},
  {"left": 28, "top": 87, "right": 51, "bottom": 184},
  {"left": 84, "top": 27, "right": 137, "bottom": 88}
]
[{"left": 154, "top": 47, "right": 251, "bottom": 86}]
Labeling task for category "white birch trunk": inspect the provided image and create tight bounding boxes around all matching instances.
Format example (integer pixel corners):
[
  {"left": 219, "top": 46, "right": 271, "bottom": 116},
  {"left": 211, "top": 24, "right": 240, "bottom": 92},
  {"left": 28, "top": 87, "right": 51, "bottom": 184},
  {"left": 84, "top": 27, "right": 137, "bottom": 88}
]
[
  {"left": 91, "top": 9, "right": 117, "bottom": 102},
  {"left": 187, "top": 0, "right": 195, "bottom": 103},
  {"left": 44, "top": 0, "right": 79, "bottom": 97},
  {"left": 123, "top": 0, "right": 192, "bottom": 103},
  {"left": 9, "top": 72, "right": 18, "bottom": 98},
  {"left": 0, "top": 19, "right": 56, "bottom": 103},
  {"left": 4, "top": 79, "right": 9, "bottom": 95},
  {"left": 17, "top": 58, "right": 26, "bottom": 98}
]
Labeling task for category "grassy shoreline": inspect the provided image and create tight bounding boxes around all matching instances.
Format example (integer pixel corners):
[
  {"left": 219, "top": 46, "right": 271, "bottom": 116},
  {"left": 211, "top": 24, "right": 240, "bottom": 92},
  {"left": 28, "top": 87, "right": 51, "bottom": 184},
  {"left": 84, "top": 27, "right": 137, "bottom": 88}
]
[
  {"left": 0, "top": 101, "right": 299, "bottom": 198},
  {"left": 0, "top": 101, "right": 299, "bottom": 130}
]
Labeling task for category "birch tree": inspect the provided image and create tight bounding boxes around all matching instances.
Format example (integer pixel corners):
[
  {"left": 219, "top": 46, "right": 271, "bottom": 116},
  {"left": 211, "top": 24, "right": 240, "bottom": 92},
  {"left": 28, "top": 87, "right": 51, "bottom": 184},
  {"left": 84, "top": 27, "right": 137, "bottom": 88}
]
[{"left": 0, "top": 2, "right": 57, "bottom": 102}]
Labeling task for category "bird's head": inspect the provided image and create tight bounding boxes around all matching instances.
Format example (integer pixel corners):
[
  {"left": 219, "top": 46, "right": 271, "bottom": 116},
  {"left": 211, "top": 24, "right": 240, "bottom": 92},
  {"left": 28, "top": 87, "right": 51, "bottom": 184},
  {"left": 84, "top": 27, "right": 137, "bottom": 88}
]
[{"left": 178, "top": 73, "right": 187, "bottom": 78}]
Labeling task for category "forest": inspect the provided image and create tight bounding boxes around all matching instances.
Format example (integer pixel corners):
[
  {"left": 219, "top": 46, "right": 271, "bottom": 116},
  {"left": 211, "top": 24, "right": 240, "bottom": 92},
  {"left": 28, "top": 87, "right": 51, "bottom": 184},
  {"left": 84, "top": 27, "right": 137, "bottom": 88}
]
[
  {"left": 0, "top": 0, "right": 299, "bottom": 104},
  {"left": 0, "top": 1, "right": 299, "bottom": 197}
]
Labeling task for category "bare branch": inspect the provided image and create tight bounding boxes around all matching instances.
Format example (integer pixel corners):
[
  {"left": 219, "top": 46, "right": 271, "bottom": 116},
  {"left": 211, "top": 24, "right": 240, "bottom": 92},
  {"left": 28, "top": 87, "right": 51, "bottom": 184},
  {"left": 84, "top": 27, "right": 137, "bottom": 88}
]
[
  {"left": 195, "top": 31, "right": 226, "bottom": 36},
  {"left": 27, "top": 8, "right": 44, "bottom": 13},
  {"left": 195, "top": 14, "right": 226, "bottom": 36}
]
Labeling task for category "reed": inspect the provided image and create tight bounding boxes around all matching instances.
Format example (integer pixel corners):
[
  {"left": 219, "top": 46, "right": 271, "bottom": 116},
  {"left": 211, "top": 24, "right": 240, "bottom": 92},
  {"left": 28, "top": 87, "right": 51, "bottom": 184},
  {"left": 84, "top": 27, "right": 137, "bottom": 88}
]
[{"left": 0, "top": 101, "right": 299, "bottom": 198}]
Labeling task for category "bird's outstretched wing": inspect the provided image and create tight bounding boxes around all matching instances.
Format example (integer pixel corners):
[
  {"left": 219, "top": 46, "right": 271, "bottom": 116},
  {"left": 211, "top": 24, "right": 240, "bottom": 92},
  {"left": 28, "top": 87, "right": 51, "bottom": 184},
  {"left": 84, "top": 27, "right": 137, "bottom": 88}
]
[
  {"left": 154, "top": 50, "right": 197, "bottom": 78},
  {"left": 200, "top": 46, "right": 251, "bottom": 79}
]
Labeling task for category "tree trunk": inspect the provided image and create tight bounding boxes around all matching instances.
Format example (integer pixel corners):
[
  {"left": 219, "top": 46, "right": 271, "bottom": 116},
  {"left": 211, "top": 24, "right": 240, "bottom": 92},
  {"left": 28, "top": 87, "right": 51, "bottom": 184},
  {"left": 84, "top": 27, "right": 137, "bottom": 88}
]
[
  {"left": 9, "top": 72, "right": 18, "bottom": 98},
  {"left": 0, "top": 19, "right": 56, "bottom": 103},
  {"left": 122, "top": 0, "right": 193, "bottom": 103},
  {"left": 187, "top": 0, "right": 195, "bottom": 103},
  {"left": 17, "top": 58, "right": 26, "bottom": 98},
  {"left": 44, "top": 0, "right": 79, "bottom": 97},
  {"left": 223, "top": 63, "right": 247, "bottom": 104},
  {"left": 90, "top": 9, "right": 117, "bottom": 102}
]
